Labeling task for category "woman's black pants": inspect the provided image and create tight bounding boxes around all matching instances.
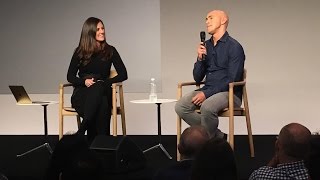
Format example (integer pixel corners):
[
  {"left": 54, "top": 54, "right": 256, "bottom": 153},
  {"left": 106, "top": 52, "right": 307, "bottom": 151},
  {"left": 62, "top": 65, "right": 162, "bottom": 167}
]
[{"left": 71, "top": 82, "right": 112, "bottom": 142}]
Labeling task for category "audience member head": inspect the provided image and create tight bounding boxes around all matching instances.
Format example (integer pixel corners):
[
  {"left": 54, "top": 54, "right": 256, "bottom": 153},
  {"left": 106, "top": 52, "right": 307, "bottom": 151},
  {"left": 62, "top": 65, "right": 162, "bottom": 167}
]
[
  {"left": 178, "top": 125, "right": 210, "bottom": 160},
  {"left": 191, "top": 137, "right": 238, "bottom": 180},
  {"left": 276, "top": 123, "right": 311, "bottom": 162},
  {"left": 305, "top": 133, "right": 320, "bottom": 180}
]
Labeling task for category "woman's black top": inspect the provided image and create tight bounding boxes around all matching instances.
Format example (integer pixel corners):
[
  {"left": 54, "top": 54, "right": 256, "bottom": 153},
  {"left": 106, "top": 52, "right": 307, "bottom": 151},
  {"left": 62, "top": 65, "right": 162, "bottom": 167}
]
[{"left": 67, "top": 46, "right": 128, "bottom": 87}]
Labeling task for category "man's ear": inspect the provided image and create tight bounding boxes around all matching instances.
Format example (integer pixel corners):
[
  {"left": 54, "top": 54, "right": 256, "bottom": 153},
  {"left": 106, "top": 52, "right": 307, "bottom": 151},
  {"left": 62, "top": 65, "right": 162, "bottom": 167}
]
[{"left": 221, "top": 17, "right": 227, "bottom": 25}]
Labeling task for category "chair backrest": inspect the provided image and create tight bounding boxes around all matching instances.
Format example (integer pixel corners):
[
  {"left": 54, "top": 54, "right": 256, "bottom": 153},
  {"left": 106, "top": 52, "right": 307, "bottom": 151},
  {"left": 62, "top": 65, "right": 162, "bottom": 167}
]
[
  {"left": 219, "top": 69, "right": 248, "bottom": 115},
  {"left": 110, "top": 70, "right": 117, "bottom": 78},
  {"left": 240, "top": 69, "right": 249, "bottom": 113}
]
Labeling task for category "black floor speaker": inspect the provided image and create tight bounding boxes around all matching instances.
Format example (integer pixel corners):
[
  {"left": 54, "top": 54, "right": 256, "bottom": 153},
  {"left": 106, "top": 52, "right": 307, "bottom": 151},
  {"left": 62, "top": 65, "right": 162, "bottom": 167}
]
[{"left": 90, "top": 135, "right": 146, "bottom": 173}]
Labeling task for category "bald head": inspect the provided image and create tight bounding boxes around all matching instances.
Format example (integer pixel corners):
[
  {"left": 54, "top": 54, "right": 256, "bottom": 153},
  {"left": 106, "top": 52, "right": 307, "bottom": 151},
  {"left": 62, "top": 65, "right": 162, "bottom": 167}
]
[
  {"left": 278, "top": 123, "right": 311, "bottom": 159},
  {"left": 208, "top": 10, "right": 229, "bottom": 25},
  {"left": 206, "top": 10, "right": 229, "bottom": 37},
  {"left": 178, "top": 126, "right": 210, "bottom": 159}
]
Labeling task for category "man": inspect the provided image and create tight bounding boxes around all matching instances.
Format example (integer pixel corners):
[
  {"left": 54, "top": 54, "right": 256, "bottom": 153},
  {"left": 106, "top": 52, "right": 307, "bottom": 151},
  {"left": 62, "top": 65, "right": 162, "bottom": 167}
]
[
  {"left": 175, "top": 10, "right": 245, "bottom": 138},
  {"left": 153, "top": 126, "right": 210, "bottom": 180},
  {"left": 249, "top": 123, "right": 311, "bottom": 180}
]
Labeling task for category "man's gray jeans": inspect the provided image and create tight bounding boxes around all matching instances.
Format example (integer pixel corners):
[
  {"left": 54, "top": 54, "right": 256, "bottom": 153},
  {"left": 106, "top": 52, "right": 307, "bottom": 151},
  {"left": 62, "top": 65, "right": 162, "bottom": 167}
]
[{"left": 175, "top": 91, "right": 241, "bottom": 138}]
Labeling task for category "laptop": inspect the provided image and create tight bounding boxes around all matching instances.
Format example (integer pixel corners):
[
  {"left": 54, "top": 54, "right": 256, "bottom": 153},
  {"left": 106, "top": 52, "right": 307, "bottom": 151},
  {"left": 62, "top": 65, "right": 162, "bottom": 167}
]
[{"left": 9, "top": 85, "right": 51, "bottom": 104}]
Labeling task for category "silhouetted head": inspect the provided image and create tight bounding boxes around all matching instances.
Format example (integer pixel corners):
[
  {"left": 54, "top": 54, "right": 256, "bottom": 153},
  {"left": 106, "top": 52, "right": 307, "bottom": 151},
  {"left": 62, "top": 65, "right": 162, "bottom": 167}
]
[
  {"left": 191, "top": 137, "right": 238, "bottom": 180},
  {"left": 178, "top": 125, "right": 210, "bottom": 159},
  {"left": 277, "top": 123, "right": 311, "bottom": 161}
]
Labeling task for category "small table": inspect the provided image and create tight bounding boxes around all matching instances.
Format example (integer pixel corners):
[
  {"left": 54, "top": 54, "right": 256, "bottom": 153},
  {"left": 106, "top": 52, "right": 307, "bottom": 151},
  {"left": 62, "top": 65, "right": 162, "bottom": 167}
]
[
  {"left": 16, "top": 101, "right": 57, "bottom": 157},
  {"left": 130, "top": 98, "right": 177, "bottom": 159}
]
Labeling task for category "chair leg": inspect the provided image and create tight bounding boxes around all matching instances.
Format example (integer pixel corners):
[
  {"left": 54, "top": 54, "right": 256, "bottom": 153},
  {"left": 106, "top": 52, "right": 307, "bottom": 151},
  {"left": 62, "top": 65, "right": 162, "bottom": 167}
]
[
  {"left": 228, "top": 88, "right": 235, "bottom": 150},
  {"left": 119, "top": 85, "right": 126, "bottom": 136},
  {"left": 121, "top": 113, "right": 126, "bottom": 136},
  {"left": 245, "top": 114, "right": 255, "bottom": 157},
  {"left": 112, "top": 85, "right": 117, "bottom": 136},
  {"left": 76, "top": 115, "right": 81, "bottom": 129},
  {"left": 112, "top": 112, "right": 117, "bottom": 136},
  {"left": 59, "top": 114, "right": 63, "bottom": 140},
  {"left": 177, "top": 116, "right": 182, "bottom": 161},
  {"left": 229, "top": 115, "right": 235, "bottom": 150}
]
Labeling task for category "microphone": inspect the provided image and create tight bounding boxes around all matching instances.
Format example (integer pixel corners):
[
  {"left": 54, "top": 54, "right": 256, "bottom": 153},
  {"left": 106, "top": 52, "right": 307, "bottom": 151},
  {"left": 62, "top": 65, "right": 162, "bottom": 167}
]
[{"left": 200, "top": 31, "right": 206, "bottom": 60}]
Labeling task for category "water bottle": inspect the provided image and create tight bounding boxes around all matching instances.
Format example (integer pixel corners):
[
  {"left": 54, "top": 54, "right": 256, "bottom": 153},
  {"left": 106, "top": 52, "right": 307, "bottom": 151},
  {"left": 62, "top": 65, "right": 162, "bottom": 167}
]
[{"left": 149, "top": 78, "right": 157, "bottom": 102}]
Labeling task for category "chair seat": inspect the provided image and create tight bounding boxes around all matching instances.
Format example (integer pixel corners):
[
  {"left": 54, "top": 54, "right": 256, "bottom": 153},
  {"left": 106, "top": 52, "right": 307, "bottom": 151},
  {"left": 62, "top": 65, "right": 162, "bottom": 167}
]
[
  {"left": 219, "top": 108, "right": 246, "bottom": 116},
  {"left": 61, "top": 107, "right": 77, "bottom": 117},
  {"left": 64, "top": 107, "right": 76, "bottom": 112},
  {"left": 63, "top": 107, "right": 122, "bottom": 114},
  {"left": 195, "top": 108, "right": 245, "bottom": 116}
]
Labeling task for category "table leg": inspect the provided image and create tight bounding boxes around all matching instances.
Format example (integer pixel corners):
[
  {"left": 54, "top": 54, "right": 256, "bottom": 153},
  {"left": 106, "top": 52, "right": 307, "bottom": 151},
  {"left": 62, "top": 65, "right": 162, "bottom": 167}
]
[
  {"left": 16, "top": 104, "right": 53, "bottom": 157},
  {"left": 43, "top": 104, "right": 48, "bottom": 138},
  {"left": 157, "top": 103, "right": 162, "bottom": 143},
  {"left": 143, "top": 103, "right": 172, "bottom": 159}
]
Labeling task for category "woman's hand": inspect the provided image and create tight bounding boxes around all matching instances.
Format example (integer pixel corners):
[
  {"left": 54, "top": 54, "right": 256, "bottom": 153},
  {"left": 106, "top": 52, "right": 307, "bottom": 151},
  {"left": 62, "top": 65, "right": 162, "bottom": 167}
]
[{"left": 85, "top": 78, "right": 95, "bottom": 87}]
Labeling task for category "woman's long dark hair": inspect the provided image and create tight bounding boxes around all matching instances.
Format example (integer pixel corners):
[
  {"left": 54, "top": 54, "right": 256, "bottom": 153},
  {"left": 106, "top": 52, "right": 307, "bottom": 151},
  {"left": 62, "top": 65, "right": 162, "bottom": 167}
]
[{"left": 76, "top": 17, "right": 113, "bottom": 66}]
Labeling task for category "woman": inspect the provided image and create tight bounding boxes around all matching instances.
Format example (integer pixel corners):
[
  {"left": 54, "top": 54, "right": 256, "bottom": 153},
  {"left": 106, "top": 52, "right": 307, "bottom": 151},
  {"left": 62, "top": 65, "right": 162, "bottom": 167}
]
[{"left": 67, "top": 17, "right": 127, "bottom": 142}]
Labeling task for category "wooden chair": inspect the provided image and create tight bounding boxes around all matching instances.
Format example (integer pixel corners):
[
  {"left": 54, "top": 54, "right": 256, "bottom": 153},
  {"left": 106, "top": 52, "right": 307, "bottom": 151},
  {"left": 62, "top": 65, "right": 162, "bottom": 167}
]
[
  {"left": 176, "top": 69, "right": 254, "bottom": 160},
  {"left": 58, "top": 70, "right": 126, "bottom": 140}
]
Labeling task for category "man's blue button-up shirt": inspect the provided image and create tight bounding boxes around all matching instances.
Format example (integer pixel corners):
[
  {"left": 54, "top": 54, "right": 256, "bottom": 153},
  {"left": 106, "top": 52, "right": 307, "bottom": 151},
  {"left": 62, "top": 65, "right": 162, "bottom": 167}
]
[{"left": 193, "top": 31, "right": 245, "bottom": 99}]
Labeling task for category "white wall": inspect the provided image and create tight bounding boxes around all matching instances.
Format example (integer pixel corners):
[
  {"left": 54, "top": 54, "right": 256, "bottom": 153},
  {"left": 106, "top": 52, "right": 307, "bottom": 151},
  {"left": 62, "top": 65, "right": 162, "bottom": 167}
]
[
  {"left": 1, "top": 0, "right": 320, "bottom": 135},
  {"left": 159, "top": 0, "right": 320, "bottom": 135},
  {"left": 0, "top": 0, "right": 161, "bottom": 93}
]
